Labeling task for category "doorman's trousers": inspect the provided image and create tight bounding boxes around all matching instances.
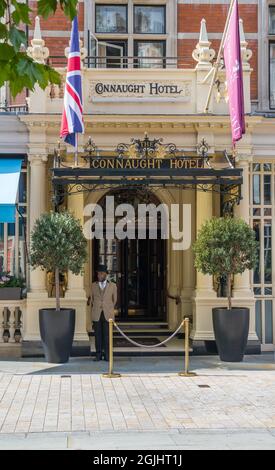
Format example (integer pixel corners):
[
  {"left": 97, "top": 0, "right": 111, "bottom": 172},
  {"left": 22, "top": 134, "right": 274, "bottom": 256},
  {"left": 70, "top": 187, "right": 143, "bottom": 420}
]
[{"left": 93, "top": 311, "right": 109, "bottom": 359}]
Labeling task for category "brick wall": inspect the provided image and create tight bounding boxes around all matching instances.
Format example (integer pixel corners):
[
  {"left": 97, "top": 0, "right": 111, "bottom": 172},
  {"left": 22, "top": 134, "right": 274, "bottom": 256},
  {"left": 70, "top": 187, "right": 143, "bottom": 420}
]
[
  {"left": 29, "top": 1, "right": 84, "bottom": 30},
  {"left": 177, "top": 2, "right": 258, "bottom": 100},
  {"left": 29, "top": 0, "right": 84, "bottom": 65}
]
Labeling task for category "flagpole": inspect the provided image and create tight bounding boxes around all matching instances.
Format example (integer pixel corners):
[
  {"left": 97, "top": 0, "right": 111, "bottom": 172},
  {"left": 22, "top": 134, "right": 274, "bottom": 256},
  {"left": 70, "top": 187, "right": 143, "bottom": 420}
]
[
  {"left": 74, "top": 133, "right": 79, "bottom": 167},
  {"left": 203, "top": 0, "right": 236, "bottom": 113}
]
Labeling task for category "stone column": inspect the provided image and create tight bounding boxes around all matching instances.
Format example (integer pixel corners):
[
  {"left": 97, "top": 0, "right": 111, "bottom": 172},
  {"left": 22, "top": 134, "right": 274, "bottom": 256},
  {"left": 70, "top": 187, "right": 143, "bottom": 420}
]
[
  {"left": 24, "top": 154, "right": 48, "bottom": 341},
  {"left": 65, "top": 192, "right": 87, "bottom": 298},
  {"left": 168, "top": 242, "right": 181, "bottom": 329},
  {"left": 180, "top": 189, "right": 195, "bottom": 318},
  {"left": 65, "top": 192, "right": 88, "bottom": 341},
  {"left": 28, "top": 154, "right": 48, "bottom": 297},
  {"left": 191, "top": 187, "right": 217, "bottom": 343},
  {"left": 194, "top": 188, "right": 216, "bottom": 298},
  {"left": 233, "top": 159, "right": 253, "bottom": 297},
  {"left": 167, "top": 189, "right": 181, "bottom": 330},
  {"left": 233, "top": 158, "right": 259, "bottom": 346}
]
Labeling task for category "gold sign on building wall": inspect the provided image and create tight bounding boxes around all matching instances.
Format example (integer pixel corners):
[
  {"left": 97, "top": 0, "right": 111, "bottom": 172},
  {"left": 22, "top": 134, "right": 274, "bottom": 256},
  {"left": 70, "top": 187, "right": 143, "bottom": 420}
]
[{"left": 88, "top": 80, "right": 192, "bottom": 102}]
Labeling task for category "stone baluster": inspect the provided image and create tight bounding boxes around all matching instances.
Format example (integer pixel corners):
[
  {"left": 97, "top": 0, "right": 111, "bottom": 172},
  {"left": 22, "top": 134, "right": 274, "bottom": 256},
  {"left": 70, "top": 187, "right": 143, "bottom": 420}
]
[
  {"left": 2, "top": 307, "right": 10, "bottom": 343},
  {"left": 14, "top": 307, "right": 22, "bottom": 343}
]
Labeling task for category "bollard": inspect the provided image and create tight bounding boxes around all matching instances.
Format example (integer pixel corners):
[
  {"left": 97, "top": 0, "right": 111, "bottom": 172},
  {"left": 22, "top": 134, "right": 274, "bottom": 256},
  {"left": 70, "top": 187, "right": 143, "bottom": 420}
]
[
  {"left": 102, "top": 319, "right": 121, "bottom": 378},
  {"left": 178, "top": 317, "right": 197, "bottom": 377}
]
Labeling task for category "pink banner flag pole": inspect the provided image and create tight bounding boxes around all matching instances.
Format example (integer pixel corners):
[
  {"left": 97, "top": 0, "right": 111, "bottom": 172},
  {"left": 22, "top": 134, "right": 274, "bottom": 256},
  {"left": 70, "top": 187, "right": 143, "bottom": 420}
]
[{"left": 223, "top": 0, "right": 245, "bottom": 145}]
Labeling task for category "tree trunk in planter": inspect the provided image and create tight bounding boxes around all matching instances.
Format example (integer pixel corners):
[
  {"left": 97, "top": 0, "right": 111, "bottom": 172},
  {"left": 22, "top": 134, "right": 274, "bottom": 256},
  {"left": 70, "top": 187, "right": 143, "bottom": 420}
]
[
  {"left": 226, "top": 273, "right": 232, "bottom": 310},
  {"left": 212, "top": 307, "right": 249, "bottom": 362},
  {"left": 55, "top": 267, "right": 60, "bottom": 311},
  {"left": 39, "top": 308, "right": 75, "bottom": 363}
]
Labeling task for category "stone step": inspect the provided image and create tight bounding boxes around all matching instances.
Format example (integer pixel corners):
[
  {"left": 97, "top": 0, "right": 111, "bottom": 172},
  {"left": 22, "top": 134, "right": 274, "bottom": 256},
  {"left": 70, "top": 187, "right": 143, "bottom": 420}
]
[
  {"left": 22, "top": 337, "right": 190, "bottom": 358},
  {"left": 88, "top": 321, "right": 174, "bottom": 337}
]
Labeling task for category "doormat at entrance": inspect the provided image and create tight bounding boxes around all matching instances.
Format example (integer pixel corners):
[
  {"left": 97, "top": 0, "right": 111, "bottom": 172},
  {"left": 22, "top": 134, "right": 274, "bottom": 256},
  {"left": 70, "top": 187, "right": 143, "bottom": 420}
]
[{"left": 113, "top": 337, "right": 166, "bottom": 348}]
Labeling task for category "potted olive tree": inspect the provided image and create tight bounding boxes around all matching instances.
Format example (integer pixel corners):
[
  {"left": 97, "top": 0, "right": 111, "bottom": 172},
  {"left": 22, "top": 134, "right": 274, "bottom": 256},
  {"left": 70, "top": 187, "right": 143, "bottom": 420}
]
[
  {"left": 30, "top": 211, "right": 87, "bottom": 363},
  {"left": 193, "top": 217, "right": 258, "bottom": 362}
]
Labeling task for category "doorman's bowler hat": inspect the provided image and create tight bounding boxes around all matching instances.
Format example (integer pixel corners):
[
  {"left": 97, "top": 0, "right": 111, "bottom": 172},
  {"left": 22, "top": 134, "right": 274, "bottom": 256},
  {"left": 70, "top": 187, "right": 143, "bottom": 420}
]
[{"left": 97, "top": 264, "right": 108, "bottom": 273}]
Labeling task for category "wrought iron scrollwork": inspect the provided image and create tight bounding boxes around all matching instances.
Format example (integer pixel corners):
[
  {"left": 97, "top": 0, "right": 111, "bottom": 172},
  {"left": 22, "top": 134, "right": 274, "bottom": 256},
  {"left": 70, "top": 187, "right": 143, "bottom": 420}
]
[
  {"left": 53, "top": 184, "right": 66, "bottom": 211},
  {"left": 82, "top": 136, "right": 97, "bottom": 166},
  {"left": 116, "top": 133, "right": 180, "bottom": 159},
  {"left": 51, "top": 134, "right": 242, "bottom": 211},
  {"left": 197, "top": 138, "right": 212, "bottom": 168}
]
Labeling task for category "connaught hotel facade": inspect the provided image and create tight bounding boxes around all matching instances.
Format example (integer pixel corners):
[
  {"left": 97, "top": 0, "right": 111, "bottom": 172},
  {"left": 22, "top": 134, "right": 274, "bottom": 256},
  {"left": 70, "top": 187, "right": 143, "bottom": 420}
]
[{"left": 0, "top": 0, "right": 275, "bottom": 355}]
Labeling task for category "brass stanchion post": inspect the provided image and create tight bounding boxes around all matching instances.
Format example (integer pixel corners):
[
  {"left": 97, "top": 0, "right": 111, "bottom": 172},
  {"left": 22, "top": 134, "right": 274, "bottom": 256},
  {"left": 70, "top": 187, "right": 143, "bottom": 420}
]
[
  {"left": 178, "top": 317, "right": 197, "bottom": 377},
  {"left": 102, "top": 319, "right": 121, "bottom": 378}
]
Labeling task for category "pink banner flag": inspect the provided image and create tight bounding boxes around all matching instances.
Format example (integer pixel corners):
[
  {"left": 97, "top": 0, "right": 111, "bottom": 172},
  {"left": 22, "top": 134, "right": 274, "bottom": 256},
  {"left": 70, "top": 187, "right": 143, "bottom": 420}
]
[{"left": 223, "top": 0, "right": 245, "bottom": 144}]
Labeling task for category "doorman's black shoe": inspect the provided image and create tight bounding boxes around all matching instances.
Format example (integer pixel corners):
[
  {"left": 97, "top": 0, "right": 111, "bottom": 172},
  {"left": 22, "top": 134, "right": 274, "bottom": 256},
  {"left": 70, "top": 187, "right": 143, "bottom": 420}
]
[{"left": 93, "top": 355, "right": 101, "bottom": 362}]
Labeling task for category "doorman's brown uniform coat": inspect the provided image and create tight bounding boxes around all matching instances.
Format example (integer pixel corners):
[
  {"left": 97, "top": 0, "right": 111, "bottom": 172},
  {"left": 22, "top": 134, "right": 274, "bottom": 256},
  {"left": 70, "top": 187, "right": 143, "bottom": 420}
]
[{"left": 90, "top": 281, "right": 117, "bottom": 322}]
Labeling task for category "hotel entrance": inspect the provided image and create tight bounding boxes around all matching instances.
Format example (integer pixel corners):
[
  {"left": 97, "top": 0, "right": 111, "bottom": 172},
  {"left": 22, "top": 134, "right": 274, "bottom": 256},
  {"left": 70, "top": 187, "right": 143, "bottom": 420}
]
[{"left": 93, "top": 189, "right": 166, "bottom": 321}]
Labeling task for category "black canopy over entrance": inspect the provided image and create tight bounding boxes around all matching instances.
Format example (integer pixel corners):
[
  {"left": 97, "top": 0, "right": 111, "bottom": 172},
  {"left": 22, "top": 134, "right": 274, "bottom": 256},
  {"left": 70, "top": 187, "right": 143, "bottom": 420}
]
[{"left": 52, "top": 135, "right": 243, "bottom": 213}]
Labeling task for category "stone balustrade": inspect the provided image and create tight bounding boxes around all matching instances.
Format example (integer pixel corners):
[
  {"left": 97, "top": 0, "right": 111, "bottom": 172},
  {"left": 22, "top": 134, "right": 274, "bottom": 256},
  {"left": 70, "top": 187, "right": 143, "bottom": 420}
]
[{"left": 0, "top": 301, "right": 25, "bottom": 356}]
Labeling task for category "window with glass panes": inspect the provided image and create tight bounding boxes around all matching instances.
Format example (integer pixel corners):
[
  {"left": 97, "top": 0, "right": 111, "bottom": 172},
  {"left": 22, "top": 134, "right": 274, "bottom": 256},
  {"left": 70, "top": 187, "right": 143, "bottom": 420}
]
[
  {"left": 95, "top": 4, "right": 128, "bottom": 33},
  {"left": 269, "top": 6, "right": 275, "bottom": 108},
  {"left": 250, "top": 162, "right": 275, "bottom": 349},
  {"left": 0, "top": 157, "right": 27, "bottom": 282},
  {"left": 134, "top": 5, "right": 165, "bottom": 34},
  {"left": 93, "top": 2, "right": 167, "bottom": 68}
]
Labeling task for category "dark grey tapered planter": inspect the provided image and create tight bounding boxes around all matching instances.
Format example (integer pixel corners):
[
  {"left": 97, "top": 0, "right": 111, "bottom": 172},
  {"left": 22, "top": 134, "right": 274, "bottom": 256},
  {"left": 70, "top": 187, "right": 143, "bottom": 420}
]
[
  {"left": 212, "top": 307, "right": 249, "bottom": 362},
  {"left": 0, "top": 287, "right": 22, "bottom": 300},
  {"left": 39, "top": 308, "right": 75, "bottom": 363}
]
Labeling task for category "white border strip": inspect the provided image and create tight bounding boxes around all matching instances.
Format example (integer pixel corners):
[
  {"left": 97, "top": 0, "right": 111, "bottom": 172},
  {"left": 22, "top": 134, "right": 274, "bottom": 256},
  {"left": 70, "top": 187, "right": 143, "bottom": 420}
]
[
  {"left": 178, "top": 32, "right": 258, "bottom": 39},
  {"left": 178, "top": 0, "right": 258, "bottom": 4}
]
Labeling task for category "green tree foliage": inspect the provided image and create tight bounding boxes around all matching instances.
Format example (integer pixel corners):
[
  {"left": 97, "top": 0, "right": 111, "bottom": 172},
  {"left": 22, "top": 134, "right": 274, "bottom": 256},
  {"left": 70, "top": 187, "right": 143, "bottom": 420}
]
[
  {"left": 0, "top": 0, "right": 78, "bottom": 97},
  {"left": 193, "top": 217, "right": 258, "bottom": 309},
  {"left": 30, "top": 211, "right": 87, "bottom": 311}
]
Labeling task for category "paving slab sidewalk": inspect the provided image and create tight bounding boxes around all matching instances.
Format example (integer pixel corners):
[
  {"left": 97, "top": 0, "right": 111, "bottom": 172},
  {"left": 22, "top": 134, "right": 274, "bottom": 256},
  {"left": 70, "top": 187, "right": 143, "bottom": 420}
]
[{"left": 0, "top": 354, "right": 274, "bottom": 449}]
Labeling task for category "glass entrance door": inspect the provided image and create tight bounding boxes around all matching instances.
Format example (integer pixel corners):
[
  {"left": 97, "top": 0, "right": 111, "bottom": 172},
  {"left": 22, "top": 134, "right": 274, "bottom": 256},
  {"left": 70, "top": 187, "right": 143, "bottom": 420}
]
[{"left": 93, "top": 236, "right": 166, "bottom": 320}]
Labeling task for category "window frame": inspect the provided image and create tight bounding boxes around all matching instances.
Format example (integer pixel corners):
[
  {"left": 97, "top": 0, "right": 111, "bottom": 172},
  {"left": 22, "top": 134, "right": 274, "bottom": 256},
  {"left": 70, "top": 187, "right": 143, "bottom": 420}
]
[
  {"left": 266, "top": 2, "right": 275, "bottom": 111},
  {"left": 86, "top": 0, "right": 176, "bottom": 67},
  {"left": 250, "top": 161, "right": 275, "bottom": 349},
  {"left": 133, "top": 4, "right": 166, "bottom": 35},
  {"left": 99, "top": 39, "right": 128, "bottom": 67},
  {"left": 269, "top": 4, "right": 275, "bottom": 33},
  {"left": 95, "top": 3, "right": 128, "bottom": 34},
  {"left": 133, "top": 39, "right": 166, "bottom": 68},
  {"left": 269, "top": 40, "right": 275, "bottom": 109}
]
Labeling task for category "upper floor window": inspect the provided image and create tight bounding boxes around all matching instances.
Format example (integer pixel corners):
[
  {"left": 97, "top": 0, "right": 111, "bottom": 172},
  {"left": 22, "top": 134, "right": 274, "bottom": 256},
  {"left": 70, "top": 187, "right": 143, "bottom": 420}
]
[
  {"left": 95, "top": 4, "right": 128, "bottom": 33},
  {"left": 90, "top": 2, "right": 173, "bottom": 69},
  {"left": 269, "top": 5, "right": 275, "bottom": 33},
  {"left": 269, "top": 6, "right": 275, "bottom": 108},
  {"left": 134, "top": 5, "right": 166, "bottom": 34},
  {"left": 134, "top": 40, "right": 165, "bottom": 68}
]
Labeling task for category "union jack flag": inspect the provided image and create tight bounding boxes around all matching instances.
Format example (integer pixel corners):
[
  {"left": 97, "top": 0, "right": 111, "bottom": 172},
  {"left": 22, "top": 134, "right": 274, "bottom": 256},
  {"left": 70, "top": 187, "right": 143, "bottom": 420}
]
[{"left": 60, "top": 16, "right": 84, "bottom": 148}]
